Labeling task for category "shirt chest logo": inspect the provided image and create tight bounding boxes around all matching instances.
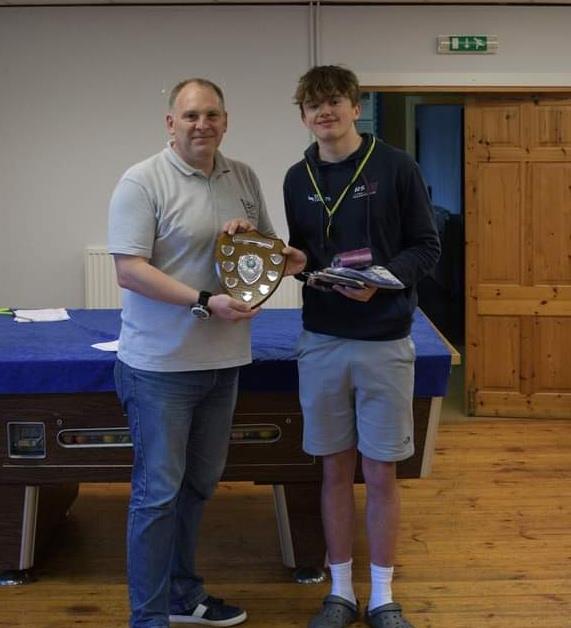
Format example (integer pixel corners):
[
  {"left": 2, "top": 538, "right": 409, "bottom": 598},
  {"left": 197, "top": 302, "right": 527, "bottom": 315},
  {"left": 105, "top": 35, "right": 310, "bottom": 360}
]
[
  {"left": 352, "top": 181, "right": 378, "bottom": 200},
  {"left": 240, "top": 198, "right": 257, "bottom": 220}
]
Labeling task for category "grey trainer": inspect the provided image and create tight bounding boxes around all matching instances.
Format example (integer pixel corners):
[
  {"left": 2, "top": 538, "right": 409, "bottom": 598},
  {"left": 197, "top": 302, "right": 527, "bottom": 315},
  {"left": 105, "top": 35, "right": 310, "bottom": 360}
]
[
  {"left": 308, "top": 594, "right": 359, "bottom": 628},
  {"left": 365, "top": 602, "right": 414, "bottom": 628}
]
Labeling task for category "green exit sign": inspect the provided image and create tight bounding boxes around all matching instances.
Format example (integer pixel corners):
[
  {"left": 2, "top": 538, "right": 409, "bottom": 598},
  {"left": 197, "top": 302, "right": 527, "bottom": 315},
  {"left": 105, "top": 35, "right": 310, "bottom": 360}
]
[
  {"left": 437, "top": 35, "right": 498, "bottom": 55},
  {"left": 452, "top": 35, "right": 487, "bottom": 51}
]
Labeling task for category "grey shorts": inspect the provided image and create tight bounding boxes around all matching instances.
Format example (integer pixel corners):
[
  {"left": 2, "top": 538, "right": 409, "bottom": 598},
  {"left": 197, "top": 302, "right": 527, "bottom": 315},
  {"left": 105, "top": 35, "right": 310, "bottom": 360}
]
[{"left": 297, "top": 330, "right": 415, "bottom": 462}]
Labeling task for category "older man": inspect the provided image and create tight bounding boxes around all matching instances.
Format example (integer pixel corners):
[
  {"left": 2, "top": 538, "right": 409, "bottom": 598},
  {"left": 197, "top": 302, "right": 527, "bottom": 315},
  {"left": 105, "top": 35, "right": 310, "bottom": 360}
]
[{"left": 109, "top": 78, "right": 305, "bottom": 628}]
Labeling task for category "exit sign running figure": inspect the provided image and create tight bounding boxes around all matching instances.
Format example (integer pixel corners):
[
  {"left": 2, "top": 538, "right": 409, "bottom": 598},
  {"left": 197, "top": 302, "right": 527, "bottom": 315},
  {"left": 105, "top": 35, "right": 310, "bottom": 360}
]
[{"left": 437, "top": 35, "right": 498, "bottom": 54}]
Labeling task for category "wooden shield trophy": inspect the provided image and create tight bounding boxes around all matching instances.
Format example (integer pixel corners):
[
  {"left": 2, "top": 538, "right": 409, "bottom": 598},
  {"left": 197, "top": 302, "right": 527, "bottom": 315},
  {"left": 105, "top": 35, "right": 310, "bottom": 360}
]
[{"left": 215, "top": 230, "right": 286, "bottom": 307}]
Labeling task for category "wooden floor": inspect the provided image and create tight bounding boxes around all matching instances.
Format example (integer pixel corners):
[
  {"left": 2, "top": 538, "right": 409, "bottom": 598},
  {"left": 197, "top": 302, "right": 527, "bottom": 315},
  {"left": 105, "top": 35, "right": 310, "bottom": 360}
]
[{"left": 1, "top": 384, "right": 570, "bottom": 627}]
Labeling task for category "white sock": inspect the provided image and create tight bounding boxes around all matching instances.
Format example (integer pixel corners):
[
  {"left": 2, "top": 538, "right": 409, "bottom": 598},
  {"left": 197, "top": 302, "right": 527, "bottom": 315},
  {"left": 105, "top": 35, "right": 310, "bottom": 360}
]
[
  {"left": 329, "top": 559, "right": 356, "bottom": 605},
  {"left": 368, "top": 563, "right": 394, "bottom": 610}
]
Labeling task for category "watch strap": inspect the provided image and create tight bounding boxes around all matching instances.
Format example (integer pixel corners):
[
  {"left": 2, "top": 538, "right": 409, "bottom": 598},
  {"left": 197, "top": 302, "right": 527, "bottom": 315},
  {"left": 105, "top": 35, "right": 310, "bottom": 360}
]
[{"left": 197, "top": 291, "right": 212, "bottom": 308}]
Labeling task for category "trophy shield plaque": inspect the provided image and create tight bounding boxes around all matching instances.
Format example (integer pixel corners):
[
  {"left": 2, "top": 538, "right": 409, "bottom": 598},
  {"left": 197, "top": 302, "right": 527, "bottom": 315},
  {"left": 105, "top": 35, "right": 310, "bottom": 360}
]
[{"left": 215, "top": 230, "right": 286, "bottom": 307}]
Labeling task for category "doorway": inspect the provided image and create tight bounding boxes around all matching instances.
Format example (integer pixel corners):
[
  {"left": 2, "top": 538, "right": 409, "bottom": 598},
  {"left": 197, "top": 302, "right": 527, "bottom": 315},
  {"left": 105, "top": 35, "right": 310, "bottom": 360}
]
[
  {"left": 360, "top": 89, "right": 571, "bottom": 418},
  {"left": 360, "top": 92, "right": 466, "bottom": 346}
]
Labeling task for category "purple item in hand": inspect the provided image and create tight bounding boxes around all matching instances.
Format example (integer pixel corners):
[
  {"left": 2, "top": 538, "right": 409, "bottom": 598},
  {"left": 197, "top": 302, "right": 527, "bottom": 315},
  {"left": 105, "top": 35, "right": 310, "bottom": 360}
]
[{"left": 331, "top": 247, "right": 373, "bottom": 269}]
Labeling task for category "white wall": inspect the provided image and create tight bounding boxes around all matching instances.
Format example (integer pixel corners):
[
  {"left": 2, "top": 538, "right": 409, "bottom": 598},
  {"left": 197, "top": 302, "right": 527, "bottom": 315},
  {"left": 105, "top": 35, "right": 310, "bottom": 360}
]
[
  {"left": 0, "top": 6, "right": 309, "bottom": 307},
  {"left": 1, "top": 5, "right": 571, "bottom": 307},
  {"left": 320, "top": 6, "right": 571, "bottom": 85}
]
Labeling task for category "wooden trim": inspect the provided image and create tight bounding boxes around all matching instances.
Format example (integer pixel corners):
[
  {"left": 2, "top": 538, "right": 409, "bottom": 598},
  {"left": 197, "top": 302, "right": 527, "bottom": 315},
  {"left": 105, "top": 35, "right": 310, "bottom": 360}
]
[
  {"left": 363, "top": 86, "right": 571, "bottom": 94},
  {"left": 477, "top": 285, "right": 571, "bottom": 316},
  {"left": 4, "top": 1, "right": 571, "bottom": 6},
  {"left": 475, "top": 391, "right": 571, "bottom": 418},
  {"left": 478, "top": 301, "right": 571, "bottom": 316},
  {"left": 464, "top": 99, "right": 479, "bottom": 416},
  {"left": 478, "top": 285, "right": 571, "bottom": 299}
]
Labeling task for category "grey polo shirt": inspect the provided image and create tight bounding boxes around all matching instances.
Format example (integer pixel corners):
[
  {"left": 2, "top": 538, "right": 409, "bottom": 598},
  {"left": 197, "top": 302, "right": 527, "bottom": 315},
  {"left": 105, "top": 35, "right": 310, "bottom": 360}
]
[{"left": 108, "top": 144, "right": 275, "bottom": 372}]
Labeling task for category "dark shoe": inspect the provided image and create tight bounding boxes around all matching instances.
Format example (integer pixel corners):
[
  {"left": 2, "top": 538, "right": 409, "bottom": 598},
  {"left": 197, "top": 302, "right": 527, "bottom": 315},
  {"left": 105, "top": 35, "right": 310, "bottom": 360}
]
[
  {"left": 365, "top": 602, "right": 414, "bottom": 628},
  {"left": 308, "top": 594, "right": 359, "bottom": 628},
  {"left": 169, "top": 595, "right": 247, "bottom": 626}
]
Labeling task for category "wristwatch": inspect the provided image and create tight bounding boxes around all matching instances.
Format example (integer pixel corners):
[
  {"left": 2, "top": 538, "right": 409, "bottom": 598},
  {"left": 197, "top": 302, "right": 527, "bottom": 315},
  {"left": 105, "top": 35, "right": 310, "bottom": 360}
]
[{"left": 190, "top": 291, "right": 212, "bottom": 320}]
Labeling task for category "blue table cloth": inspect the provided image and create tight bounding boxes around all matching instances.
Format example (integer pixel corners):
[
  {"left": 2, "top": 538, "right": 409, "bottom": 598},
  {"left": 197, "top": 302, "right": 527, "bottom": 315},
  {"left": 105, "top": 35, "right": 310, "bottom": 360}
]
[{"left": 0, "top": 309, "right": 451, "bottom": 397}]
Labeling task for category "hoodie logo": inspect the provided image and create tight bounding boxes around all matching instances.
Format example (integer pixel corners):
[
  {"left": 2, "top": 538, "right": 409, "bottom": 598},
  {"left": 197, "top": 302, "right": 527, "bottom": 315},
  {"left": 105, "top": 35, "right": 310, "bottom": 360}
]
[
  {"left": 308, "top": 192, "right": 332, "bottom": 204},
  {"left": 352, "top": 181, "right": 378, "bottom": 200}
]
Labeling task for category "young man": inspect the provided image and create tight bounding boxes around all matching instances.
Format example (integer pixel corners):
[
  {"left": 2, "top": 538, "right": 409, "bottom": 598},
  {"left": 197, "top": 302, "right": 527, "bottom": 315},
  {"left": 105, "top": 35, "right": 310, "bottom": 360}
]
[
  {"left": 109, "top": 78, "right": 305, "bottom": 628},
  {"left": 284, "top": 66, "right": 440, "bottom": 628}
]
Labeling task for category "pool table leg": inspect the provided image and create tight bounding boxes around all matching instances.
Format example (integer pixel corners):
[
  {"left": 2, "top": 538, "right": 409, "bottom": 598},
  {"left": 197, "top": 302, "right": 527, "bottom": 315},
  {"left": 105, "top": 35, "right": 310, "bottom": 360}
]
[
  {"left": 272, "top": 482, "right": 327, "bottom": 582},
  {"left": 0, "top": 483, "right": 78, "bottom": 585}
]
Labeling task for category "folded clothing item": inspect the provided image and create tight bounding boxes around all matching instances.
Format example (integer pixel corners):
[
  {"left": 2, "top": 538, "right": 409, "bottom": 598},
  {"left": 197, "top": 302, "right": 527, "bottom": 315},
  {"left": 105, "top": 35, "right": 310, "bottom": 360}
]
[{"left": 13, "top": 308, "right": 70, "bottom": 323}]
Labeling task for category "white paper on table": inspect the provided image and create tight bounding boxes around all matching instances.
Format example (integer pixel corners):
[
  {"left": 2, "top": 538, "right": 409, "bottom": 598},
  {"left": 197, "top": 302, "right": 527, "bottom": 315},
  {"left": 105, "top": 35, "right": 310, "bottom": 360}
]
[
  {"left": 13, "top": 308, "right": 70, "bottom": 323},
  {"left": 91, "top": 340, "right": 119, "bottom": 352}
]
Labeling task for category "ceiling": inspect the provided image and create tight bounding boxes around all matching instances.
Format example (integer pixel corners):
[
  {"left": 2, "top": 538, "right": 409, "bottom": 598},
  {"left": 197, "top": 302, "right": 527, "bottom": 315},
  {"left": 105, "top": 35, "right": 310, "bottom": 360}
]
[{"left": 1, "top": 0, "right": 570, "bottom": 6}]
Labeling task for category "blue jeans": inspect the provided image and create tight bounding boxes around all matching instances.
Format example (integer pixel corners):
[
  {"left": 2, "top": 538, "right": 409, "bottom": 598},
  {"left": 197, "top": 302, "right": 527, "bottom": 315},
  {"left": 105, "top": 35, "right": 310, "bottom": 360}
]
[{"left": 114, "top": 360, "right": 240, "bottom": 628}]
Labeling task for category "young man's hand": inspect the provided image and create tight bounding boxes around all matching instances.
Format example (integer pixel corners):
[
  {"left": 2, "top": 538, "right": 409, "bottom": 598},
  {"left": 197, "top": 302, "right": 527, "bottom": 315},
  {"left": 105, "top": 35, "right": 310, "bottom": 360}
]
[
  {"left": 282, "top": 245, "right": 307, "bottom": 276},
  {"left": 333, "top": 284, "right": 377, "bottom": 302}
]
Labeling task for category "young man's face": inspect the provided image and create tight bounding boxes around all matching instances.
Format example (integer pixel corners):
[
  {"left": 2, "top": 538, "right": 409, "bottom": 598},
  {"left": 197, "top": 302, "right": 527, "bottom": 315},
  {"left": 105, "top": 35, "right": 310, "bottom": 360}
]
[
  {"left": 301, "top": 94, "right": 361, "bottom": 143},
  {"left": 166, "top": 83, "right": 228, "bottom": 168}
]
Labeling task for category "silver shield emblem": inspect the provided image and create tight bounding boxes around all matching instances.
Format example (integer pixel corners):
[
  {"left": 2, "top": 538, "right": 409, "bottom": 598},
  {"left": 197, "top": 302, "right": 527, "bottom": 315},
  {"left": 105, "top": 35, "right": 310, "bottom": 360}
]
[{"left": 238, "top": 254, "right": 263, "bottom": 285}]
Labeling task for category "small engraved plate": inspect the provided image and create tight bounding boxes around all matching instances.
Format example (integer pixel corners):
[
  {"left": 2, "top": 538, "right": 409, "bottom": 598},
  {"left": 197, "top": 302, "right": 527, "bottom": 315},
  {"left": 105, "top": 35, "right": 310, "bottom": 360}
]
[
  {"left": 215, "top": 229, "right": 286, "bottom": 307},
  {"left": 233, "top": 233, "right": 275, "bottom": 249}
]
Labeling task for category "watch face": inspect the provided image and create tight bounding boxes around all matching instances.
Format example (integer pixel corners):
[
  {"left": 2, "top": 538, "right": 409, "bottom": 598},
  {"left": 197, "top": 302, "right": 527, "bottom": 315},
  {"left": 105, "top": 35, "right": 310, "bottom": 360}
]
[{"left": 190, "top": 304, "right": 210, "bottom": 320}]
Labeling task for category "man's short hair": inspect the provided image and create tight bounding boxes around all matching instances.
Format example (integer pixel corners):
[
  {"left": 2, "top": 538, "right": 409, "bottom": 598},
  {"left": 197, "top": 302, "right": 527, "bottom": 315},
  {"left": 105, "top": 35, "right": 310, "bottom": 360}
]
[
  {"left": 294, "top": 65, "right": 360, "bottom": 110},
  {"left": 168, "top": 78, "right": 225, "bottom": 110}
]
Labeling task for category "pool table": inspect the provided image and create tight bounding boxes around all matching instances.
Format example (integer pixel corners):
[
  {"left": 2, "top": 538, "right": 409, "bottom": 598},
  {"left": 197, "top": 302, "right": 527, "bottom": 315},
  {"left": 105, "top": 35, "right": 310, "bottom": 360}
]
[{"left": 0, "top": 308, "right": 454, "bottom": 584}]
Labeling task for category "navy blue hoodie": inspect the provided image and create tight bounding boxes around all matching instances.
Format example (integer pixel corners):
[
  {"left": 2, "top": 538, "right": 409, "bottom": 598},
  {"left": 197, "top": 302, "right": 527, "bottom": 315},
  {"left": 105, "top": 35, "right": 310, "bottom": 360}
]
[{"left": 284, "top": 134, "right": 441, "bottom": 340}]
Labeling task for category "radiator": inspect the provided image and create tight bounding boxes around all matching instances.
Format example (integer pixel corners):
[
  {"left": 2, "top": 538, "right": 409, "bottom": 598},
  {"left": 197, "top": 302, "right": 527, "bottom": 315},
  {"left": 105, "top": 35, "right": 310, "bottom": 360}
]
[
  {"left": 84, "top": 247, "right": 301, "bottom": 309},
  {"left": 85, "top": 247, "right": 121, "bottom": 309}
]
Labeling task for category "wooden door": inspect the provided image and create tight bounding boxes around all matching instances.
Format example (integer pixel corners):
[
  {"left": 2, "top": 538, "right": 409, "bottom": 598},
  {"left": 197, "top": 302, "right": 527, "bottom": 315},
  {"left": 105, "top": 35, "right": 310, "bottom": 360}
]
[{"left": 465, "top": 95, "right": 571, "bottom": 418}]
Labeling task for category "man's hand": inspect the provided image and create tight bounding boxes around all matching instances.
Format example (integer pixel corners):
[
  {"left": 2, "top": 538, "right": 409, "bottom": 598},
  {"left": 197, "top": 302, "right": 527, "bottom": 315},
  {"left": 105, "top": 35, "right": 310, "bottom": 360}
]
[
  {"left": 208, "top": 293, "right": 259, "bottom": 321},
  {"left": 333, "top": 284, "right": 377, "bottom": 302},
  {"left": 223, "top": 219, "right": 255, "bottom": 235},
  {"left": 282, "top": 245, "right": 307, "bottom": 276}
]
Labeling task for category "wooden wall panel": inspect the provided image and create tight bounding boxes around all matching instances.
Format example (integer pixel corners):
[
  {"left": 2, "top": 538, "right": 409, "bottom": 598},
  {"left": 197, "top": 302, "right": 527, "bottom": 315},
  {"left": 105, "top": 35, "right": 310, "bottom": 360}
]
[
  {"left": 480, "top": 317, "right": 520, "bottom": 390},
  {"left": 478, "top": 164, "right": 522, "bottom": 282},
  {"left": 534, "top": 317, "right": 571, "bottom": 390},
  {"left": 531, "top": 102, "right": 571, "bottom": 148},
  {"left": 480, "top": 106, "right": 522, "bottom": 147},
  {"left": 530, "top": 163, "right": 571, "bottom": 284}
]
